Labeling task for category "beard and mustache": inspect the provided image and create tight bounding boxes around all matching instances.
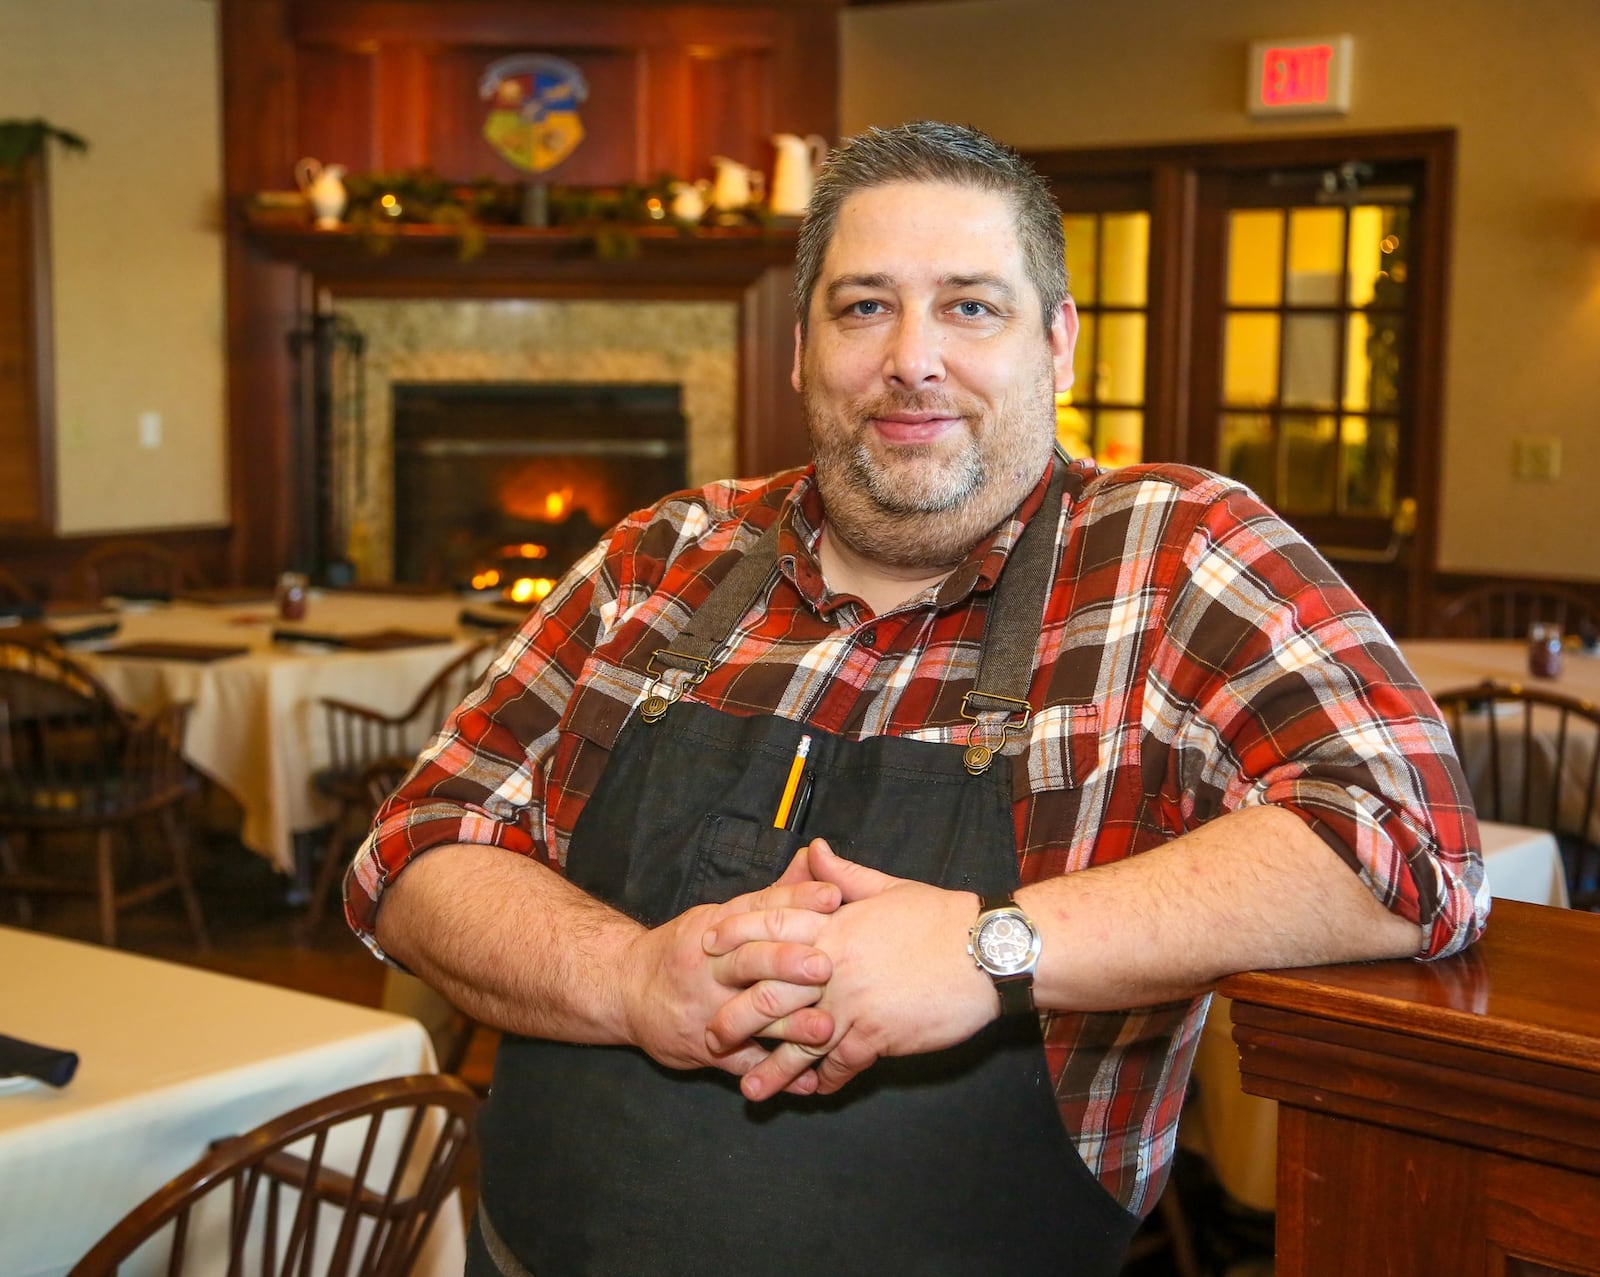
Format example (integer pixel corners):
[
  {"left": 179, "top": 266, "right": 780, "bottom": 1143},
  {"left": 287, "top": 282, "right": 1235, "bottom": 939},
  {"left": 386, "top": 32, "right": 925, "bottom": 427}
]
[{"left": 801, "top": 369, "right": 1058, "bottom": 573}]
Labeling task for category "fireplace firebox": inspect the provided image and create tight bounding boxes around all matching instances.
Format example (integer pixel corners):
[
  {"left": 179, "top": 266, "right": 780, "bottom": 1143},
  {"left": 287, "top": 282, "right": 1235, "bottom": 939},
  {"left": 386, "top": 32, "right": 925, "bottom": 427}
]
[{"left": 392, "top": 382, "right": 687, "bottom": 593}]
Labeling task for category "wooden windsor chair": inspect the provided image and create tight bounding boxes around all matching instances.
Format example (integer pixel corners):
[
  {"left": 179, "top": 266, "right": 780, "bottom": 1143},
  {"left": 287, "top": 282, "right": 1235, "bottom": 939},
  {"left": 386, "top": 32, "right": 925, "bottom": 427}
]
[
  {"left": 1435, "top": 582, "right": 1599, "bottom": 642},
  {"left": 1433, "top": 680, "right": 1600, "bottom": 910},
  {"left": 0, "top": 637, "right": 208, "bottom": 946},
  {"left": 305, "top": 640, "right": 496, "bottom": 930},
  {"left": 69, "top": 1073, "right": 480, "bottom": 1277},
  {"left": 72, "top": 538, "right": 205, "bottom": 602}
]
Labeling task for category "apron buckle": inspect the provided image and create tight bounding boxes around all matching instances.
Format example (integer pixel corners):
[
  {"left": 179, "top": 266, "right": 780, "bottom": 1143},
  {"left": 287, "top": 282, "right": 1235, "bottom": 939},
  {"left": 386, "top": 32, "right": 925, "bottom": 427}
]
[
  {"left": 960, "top": 691, "right": 1032, "bottom": 776},
  {"left": 641, "top": 649, "right": 714, "bottom": 723}
]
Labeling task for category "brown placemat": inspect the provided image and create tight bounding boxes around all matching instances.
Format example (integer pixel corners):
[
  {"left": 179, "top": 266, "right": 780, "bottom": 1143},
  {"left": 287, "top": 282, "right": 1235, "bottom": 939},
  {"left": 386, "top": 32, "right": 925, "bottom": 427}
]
[
  {"left": 98, "top": 641, "right": 250, "bottom": 662},
  {"left": 328, "top": 582, "right": 453, "bottom": 597},
  {"left": 177, "top": 587, "right": 277, "bottom": 606},
  {"left": 271, "top": 627, "right": 453, "bottom": 651},
  {"left": 340, "top": 628, "right": 454, "bottom": 651}
]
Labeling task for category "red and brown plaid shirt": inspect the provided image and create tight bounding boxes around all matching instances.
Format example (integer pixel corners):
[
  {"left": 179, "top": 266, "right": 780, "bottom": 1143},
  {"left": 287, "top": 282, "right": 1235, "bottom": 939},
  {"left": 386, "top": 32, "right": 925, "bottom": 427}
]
[{"left": 347, "top": 457, "right": 1486, "bottom": 1214}]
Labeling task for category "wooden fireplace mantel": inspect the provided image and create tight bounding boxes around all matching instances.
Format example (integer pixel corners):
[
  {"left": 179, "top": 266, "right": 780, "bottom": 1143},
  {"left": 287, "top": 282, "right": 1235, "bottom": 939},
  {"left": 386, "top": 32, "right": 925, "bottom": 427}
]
[
  {"left": 1220, "top": 899, "right": 1600, "bottom": 1275},
  {"left": 243, "top": 222, "right": 803, "bottom": 298}
]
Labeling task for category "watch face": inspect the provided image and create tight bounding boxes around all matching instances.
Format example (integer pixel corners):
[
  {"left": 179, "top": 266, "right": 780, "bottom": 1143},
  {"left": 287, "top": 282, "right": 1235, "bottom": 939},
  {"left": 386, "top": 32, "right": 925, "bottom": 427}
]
[{"left": 977, "top": 911, "right": 1037, "bottom": 975}]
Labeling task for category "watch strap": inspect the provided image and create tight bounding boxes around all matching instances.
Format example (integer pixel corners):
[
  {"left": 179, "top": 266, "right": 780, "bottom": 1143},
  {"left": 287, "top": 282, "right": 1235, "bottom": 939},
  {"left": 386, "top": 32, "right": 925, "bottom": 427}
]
[{"left": 992, "top": 972, "right": 1035, "bottom": 1016}]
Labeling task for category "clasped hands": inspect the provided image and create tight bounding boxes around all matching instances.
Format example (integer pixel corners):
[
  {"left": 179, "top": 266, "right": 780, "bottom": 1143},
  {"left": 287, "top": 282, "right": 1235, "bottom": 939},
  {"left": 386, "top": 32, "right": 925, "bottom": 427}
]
[{"left": 619, "top": 839, "right": 997, "bottom": 1103}]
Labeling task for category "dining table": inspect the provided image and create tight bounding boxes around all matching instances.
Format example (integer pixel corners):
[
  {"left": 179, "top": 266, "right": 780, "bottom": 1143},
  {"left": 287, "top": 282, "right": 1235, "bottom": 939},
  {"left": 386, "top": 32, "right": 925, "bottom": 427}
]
[
  {"left": 1399, "top": 636, "right": 1600, "bottom": 704},
  {"left": 1399, "top": 637, "right": 1600, "bottom": 845},
  {"left": 46, "top": 589, "right": 516, "bottom": 875},
  {"left": 0, "top": 926, "right": 465, "bottom": 1277},
  {"left": 1188, "top": 818, "right": 1571, "bottom": 1215}
]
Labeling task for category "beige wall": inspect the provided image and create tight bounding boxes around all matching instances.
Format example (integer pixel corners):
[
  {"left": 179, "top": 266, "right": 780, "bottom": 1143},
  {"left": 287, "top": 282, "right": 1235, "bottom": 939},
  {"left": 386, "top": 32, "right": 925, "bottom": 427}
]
[
  {"left": 4, "top": 0, "right": 1597, "bottom": 576},
  {"left": 0, "top": 0, "right": 225, "bottom": 533},
  {"left": 842, "top": 0, "right": 1600, "bottom": 580}
]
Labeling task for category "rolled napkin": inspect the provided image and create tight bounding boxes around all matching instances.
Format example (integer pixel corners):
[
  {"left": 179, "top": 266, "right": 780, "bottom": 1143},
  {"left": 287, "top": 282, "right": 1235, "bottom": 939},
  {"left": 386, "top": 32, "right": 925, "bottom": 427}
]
[{"left": 0, "top": 1032, "right": 79, "bottom": 1087}]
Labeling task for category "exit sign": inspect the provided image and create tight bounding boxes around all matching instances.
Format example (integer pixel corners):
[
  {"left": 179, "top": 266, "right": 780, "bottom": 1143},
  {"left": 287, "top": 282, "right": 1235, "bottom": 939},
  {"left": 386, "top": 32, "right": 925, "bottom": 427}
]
[{"left": 1248, "top": 36, "right": 1353, "bottom": 116}]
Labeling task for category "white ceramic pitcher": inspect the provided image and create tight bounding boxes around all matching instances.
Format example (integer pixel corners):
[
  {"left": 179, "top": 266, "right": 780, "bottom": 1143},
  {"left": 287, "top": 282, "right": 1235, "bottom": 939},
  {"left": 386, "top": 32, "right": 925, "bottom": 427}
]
[
  {"left": 669, "top": 178, "right": 712, "bottom": 222},
  {"left": 769, "top": 133, "right": 827, "bottom": 217},
  {"left": 710, "top": 156, "right": 764, "bottom": 212},
  {"left": 295, "top": 157, "right": 348, "bottom": 229}
]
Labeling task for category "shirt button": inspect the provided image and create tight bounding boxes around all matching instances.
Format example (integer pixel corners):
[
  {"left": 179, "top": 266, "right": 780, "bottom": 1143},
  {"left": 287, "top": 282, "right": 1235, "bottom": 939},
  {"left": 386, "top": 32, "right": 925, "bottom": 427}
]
[{"left": 861, "top": 626, "right": 877, "bottom": 646}]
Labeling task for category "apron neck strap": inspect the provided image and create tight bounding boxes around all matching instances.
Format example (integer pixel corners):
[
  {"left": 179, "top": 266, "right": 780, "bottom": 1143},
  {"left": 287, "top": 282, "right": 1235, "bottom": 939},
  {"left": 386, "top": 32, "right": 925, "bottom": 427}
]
[
  {"left": 648, "top": 517, "right": 784, "bottom": 679},
  {"left": 968, "top": 453, "right": 1067, "bottom": 710}
]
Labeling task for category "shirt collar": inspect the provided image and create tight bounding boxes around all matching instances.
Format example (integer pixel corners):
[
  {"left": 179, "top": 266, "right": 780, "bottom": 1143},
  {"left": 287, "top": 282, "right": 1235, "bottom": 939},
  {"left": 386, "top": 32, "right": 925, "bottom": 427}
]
[{"left": 775, "top": 458, "right": 1059, "bottom": 614}]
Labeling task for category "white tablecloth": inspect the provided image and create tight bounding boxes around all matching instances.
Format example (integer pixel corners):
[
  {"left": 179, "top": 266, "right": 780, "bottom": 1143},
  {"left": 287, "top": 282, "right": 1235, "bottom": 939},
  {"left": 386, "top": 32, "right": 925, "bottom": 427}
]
[
  {"left": 0, "top": 927, "right": 464, "bottom": 1277},
  {"left": 1190, "top": 819, "right": 1568, "bottom": 1214},
  {"left": 68, "top": 591, "right": 503, "bottom": 872},
  {"left": 1400, "top": 637, "right": 1600, "bottom": 704}
]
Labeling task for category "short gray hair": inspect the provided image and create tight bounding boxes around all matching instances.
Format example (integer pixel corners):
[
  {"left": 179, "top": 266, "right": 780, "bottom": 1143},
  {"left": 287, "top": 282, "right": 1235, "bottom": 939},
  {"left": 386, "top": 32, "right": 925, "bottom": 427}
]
[{"left": 792, "top": 121, "right": 1067, "bottom": 334}]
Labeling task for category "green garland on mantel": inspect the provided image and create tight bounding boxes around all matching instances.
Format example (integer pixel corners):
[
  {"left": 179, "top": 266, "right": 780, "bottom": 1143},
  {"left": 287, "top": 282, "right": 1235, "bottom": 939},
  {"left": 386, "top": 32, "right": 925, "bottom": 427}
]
[
  {"left": 334, "top": 168, "right": 774, "bottom": 261},
  {"left": 0, "top": 118, "right": 89, "bottom": 172}
]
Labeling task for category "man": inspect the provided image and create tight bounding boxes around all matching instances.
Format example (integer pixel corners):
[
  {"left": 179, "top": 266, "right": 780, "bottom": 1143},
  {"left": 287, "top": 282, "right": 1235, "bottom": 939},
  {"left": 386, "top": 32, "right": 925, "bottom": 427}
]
[{"left": 348, "top": 121, "right": 1485, "bottom": 1276}]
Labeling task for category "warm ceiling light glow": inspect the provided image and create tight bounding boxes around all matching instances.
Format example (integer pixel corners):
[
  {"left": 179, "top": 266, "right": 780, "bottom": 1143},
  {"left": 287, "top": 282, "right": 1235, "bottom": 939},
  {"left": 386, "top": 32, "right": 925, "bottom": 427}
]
[
  {"left": 470, "top": 568, "right": 502, "bottom": 590},
  {"left": 513, "top": 542, "right": 549, "bottom": 559}
]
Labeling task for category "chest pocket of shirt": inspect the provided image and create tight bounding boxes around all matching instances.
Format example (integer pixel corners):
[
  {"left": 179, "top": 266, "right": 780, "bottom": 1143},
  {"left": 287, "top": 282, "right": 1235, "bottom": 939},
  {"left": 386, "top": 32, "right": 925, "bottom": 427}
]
[
  {"left": 1015, "top": 702, "right": 1103, "bottom": 802},
  {"left": 901, "top": 702, "right": 1102, "bottom": 803}
]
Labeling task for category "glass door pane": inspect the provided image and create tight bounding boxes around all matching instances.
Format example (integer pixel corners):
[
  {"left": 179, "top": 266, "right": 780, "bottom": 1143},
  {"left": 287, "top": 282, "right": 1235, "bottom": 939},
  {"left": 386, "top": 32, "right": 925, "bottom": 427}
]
[
  {"left": 1055, "top": 208, "right": 1151, "bottom": 468},
  {"left": 1217, "top": 177, "right": 1413, "bottom": 520}
]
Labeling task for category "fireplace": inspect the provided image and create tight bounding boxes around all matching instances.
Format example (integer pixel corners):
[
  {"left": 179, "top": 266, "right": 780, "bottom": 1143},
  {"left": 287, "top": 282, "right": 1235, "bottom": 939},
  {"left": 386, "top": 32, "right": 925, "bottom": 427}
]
[
  {"left": 325, "top": 297, "right": 742, "bottom": 585},
  {"left": 392, "top": 381, "right": 687, "bottom": 593}
]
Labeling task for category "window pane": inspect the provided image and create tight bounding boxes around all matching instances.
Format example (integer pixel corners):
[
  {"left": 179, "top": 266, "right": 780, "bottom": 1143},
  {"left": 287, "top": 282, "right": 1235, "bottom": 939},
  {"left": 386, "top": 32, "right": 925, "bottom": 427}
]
[
  {"left": 1342, "top": 416, "right": 1398, "bottom": 516},
  {"left": 1220, "top": 413, "right": 1276, "bottom": 503},
  {"left": 1063, "top": 214, "right": 1097, "bottom": 305},
  {"left": 1227, "top": 210, "right": 1283, "bottom": 306},
  {"left": 1101, "top": 213, "right": 1149, "bottom": 306},
  {"left": 1349, "top": 204, "right": 1408, "bottom": 308},
  {"left": 1096, "top": 409, "right": 1143, "bottom": 468},
  {"left": 1286, "top": 207, "right": 1344, "bottom": 305},
  {"left": 1282, "top": 314, "right": 1340, "bottom": 409},
  {"left": 1281, "top": 414, "right": 1337, "bottom": 513},
  {"left": 1223, "top": 313, "right": 1280, "bottom": 405},
  {"left": 1344, "top": 312, "right": 1371, "bottom": 411},
  {"left": 1072, "top": 312, "right": 1097, "bottom": 398},
  {"left": 1366, "top": 311, "right": 1403, "bottom": 413},
  {"left": 1097, "top": 313, "right": 1146, "bottom": 403}
]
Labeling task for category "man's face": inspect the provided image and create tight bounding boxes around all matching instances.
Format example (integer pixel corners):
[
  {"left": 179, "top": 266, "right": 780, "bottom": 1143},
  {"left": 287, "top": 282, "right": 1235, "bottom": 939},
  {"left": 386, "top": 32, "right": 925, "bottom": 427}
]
[{"left": 792, "top": 180, "right": 1076, "bottom": 571}]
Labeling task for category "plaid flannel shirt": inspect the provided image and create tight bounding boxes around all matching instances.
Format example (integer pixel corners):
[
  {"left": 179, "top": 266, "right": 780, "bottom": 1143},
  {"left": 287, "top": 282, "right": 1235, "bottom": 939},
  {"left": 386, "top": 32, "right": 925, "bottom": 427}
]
[{"left": 347, "top": 457, "right": 1486, "bottom": 1214}]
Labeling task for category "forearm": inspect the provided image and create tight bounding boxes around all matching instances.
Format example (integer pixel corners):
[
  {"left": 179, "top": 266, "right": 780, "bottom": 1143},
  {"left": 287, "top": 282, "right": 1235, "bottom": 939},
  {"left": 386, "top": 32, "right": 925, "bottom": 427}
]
[
  {"left": 1019, "top": 804, "right": 1423, "bottom": 1012},
  {"left": 374, "top": 843, "right": 641, "bottom": 1044},
  {"left": 375, "top": 842, "right": 844, "bottom": 1081}
]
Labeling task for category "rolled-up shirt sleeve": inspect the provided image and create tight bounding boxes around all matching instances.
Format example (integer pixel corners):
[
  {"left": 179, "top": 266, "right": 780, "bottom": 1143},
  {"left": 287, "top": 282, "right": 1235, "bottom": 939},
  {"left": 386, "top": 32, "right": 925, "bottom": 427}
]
[
  {"left": 1144, "top": 484, "right": 1488, "bottom": 959},
  {"left": 343, "top": 533, "right": 618, "bottom": 953}
]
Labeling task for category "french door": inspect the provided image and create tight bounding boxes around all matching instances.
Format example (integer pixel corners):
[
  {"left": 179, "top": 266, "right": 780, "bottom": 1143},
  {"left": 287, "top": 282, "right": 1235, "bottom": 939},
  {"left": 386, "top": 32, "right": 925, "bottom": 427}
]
[{"left": 1031, "top": 132, "right": 1454, "bottom": 636}]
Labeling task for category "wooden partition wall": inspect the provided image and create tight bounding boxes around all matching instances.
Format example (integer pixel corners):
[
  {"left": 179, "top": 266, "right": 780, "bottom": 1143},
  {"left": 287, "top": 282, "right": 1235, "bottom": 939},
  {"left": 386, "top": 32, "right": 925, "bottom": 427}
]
[{"left": 220, "top": 0, "right": 839, "bottom": 585}]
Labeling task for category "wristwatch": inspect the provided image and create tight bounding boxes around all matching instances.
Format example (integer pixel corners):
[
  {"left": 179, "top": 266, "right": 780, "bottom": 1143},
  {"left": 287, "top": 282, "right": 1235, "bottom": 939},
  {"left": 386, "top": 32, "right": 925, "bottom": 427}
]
[{"left": 967, "top": 893, "right": 1041, "bottom": 1016}]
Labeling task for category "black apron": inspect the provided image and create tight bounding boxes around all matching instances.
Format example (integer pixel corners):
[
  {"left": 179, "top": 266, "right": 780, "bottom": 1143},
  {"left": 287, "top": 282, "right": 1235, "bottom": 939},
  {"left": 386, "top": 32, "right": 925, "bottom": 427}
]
[{"left": 469, "top": 468, "right": 1138, "bottom": 1276}]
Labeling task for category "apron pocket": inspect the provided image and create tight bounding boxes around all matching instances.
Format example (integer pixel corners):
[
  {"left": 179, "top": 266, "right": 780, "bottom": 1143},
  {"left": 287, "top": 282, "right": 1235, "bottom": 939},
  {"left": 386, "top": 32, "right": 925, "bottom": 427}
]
[{"left": 677, "top": 812, "right": 805, "bottom": 913}]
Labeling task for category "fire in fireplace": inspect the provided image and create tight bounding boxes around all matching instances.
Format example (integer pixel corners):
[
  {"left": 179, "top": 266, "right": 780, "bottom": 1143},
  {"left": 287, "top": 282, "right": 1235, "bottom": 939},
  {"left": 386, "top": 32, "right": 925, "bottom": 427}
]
[{"left": 392, "top": 382, "right": 688, "bottom": 595}]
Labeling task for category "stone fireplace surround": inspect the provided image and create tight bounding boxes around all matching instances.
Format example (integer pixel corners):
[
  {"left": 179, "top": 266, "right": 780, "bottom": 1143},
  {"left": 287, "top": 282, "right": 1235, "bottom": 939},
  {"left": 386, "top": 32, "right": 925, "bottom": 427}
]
[{"left": 336, "top": 298, "right": 739, "bottom": 583}]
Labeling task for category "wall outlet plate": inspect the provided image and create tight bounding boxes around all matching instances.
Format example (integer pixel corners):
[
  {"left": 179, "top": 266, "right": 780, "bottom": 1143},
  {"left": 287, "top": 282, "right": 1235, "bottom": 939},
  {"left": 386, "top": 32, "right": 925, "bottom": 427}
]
[{"left": 1512, "top": 434, "right": 1561, "bottom": 482}]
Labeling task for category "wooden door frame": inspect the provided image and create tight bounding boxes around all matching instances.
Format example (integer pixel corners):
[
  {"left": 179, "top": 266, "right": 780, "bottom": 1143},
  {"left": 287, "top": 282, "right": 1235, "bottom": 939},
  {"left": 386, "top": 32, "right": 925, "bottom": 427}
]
[{"left": 1025, "top": 131, "right": 1455, "bottom": 637}]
